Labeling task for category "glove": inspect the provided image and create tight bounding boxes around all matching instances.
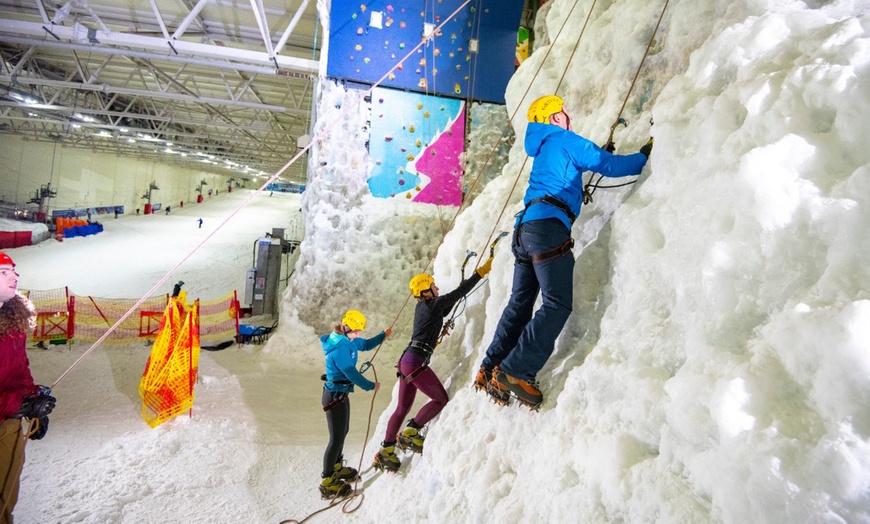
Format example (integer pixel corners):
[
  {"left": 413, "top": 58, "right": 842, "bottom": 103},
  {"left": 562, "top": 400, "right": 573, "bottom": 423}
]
[
  {"left": 16, "top": 391, "right": 56, "bottom": 419},
  {"left": 603, "top": 141, "right": 616, "bottom": 153},
  {"left": 29, "top": 416, "right": 49, "bottom": 440},
  {"left": 639, "top": 137, "right": 653, "bottom": 158},
  {"left": 475, "top": 257, "right": 493, "bottom": 277}
]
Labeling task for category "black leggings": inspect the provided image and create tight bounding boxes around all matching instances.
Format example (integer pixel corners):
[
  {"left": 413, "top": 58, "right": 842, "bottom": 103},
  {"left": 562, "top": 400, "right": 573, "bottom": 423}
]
[{"left": 321, "top": 389, "right": 350, "bottom": 477}]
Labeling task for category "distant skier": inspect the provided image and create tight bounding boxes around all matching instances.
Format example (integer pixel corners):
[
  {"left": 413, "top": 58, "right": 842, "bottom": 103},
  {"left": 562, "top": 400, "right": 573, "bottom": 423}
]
[
  {"left": 165, "top": 206, "right": 171, "bottom": 215},
  {"left": 197, "top": 218, "right": 203, "bottom": 228},
  {"left": 171, "top": 281, "right": 184, "bottom": 298}
]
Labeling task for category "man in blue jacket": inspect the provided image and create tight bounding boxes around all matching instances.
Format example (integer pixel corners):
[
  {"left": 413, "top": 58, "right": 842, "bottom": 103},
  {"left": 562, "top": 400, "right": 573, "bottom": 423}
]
[{"left": 474, "top": 95, "right": 652, "bottom": 409}]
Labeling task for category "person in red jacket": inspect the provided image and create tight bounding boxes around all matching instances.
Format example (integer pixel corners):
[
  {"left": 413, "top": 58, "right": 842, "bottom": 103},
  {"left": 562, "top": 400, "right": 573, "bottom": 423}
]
[{"left": 0, "top": 252, "right": 56, "bottom": 524}]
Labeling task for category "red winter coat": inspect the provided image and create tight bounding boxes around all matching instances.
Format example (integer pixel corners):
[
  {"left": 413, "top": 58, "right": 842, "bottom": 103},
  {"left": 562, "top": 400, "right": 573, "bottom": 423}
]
[{"left": 0, "top": 297, "right": 36, "bottom": 419}]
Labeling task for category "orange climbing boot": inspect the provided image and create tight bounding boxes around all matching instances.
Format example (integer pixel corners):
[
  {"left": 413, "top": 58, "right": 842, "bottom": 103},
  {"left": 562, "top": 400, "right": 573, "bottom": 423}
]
[{"left": 494, "top": 368, "right": 543, "bottom": 410}]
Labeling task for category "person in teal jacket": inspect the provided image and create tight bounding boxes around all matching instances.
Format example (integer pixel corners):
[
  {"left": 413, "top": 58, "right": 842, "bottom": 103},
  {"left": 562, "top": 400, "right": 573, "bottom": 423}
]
[
  {"left": 318, "top": 309, "right": 393, "bottom": 499},
  {"left": 475, "top": 94, "right": 653, "bottom": 409}
]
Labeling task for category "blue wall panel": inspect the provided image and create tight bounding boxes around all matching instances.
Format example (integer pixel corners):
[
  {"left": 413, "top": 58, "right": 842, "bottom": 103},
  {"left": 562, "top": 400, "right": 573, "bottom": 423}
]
[{"left": 327, "top": 0, "right": 524, "bottom": 104}]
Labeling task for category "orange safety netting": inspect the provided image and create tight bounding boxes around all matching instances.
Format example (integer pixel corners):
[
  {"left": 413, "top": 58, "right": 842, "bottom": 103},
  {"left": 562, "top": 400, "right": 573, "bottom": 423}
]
[
  {"left": 23, "top": 288, "right": 240, "bottom": 346},
  {"left": 74, "top": 294, "right": 169, "bottom": 343},
  {"left": 23, "top": 287, "right": 74, "bottom": 343},
  {"left": 138, "top": 291, "right": 201, "bottom": 428},
  {"left": 198, "top": 291, "right": 240, "bottom": 345}
]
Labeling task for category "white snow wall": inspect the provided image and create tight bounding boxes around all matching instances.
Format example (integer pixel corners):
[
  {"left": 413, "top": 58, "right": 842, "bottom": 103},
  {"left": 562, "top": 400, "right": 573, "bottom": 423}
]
[{"left": 287, "top": 0, "right": 870, "bottom": 522}]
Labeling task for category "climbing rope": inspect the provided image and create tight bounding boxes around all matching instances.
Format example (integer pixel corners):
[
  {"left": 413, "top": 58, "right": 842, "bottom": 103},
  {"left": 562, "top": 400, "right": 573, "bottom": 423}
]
[
  {"left": 583, "top": 0, "right": 671, "bottom": 202},
  {"left": 471, "top": 0, "right": 592, "bottom": 262},
  {"left": 284, "top": 3, "right": 565, "bottom": 519}
]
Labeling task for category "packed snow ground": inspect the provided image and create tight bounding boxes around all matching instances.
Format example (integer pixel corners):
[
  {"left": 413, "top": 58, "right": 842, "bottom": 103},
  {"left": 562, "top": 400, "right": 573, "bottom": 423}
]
[{"left": 7, "top": 0, "right": 870, "bottom": 522}]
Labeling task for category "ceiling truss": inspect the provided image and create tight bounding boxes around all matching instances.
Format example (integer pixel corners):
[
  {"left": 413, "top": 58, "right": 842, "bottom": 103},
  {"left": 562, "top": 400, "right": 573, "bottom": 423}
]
[{"left": 0, "top": 0, "right": 322, "bottom": 181}]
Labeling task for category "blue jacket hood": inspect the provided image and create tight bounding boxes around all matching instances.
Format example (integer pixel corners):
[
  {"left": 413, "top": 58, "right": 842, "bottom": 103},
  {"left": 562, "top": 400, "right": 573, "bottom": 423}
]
[
  {"left": 321, "top": 332, "right": 344, "bottom": 355},
  {"left": 524, "top": 122, "right": 564, "bottom": 158}
]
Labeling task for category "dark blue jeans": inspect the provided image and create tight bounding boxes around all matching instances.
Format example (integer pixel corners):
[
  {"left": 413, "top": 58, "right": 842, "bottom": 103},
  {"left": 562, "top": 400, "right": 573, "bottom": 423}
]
[{"left": 482, "top": 219, "right": 574, "bottom": 380}]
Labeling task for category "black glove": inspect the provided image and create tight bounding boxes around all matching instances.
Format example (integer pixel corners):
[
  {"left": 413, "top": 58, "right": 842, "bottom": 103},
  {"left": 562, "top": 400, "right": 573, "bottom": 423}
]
[
  {"left": 603, "top": 141, "right": 616, "bottom": 153},
  {"left": 29, "top": 416, "right": 49, "bottom": 440},
  {"left": 17, "top": 391, "right": 56, "bottom": 419},
  {"left": 639, "top": 137, "right": 653, "bottom": 158}
]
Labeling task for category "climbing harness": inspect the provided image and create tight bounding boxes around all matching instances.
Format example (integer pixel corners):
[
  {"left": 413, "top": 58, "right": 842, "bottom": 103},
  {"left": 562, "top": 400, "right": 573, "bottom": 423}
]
[
  {"left": 322, "top": 391, "right": 349, "bottom": 412},
  {"left": 524, "top": 195, "right": 577, "bottom": 224},
  {"left": 320, "top": 375, "right": 353, "bottom": 412},
  {"left": 531, "top": 238, "right": 575, "bottom": 265}
]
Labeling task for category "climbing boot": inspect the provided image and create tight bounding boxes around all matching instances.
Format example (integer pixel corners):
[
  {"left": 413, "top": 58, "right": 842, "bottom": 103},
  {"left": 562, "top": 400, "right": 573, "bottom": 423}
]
[
  {"left": 396, "top": 426, "right": 425, "bottom": 454},
  {"left": 373, "top": 444, "right": 401, "bottom": 472},
  {"left": 333, "top": 460, "right": 359, "bottom": 482},
  {"left": 319, "top": 474, "right": 352, "bottom": 500},
  {"left": 486, "top": 366, "right": 511, "bottom": 405},
  {"left": 473, "top": 365, "right": 492, "bottom": 392},
  {"left": 495, "top": 368, "right": 543, "bottom": 410}
]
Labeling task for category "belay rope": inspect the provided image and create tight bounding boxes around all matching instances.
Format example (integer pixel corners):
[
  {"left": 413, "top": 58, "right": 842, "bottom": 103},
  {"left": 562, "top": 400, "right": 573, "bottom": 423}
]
[{"left": 583, "top": 0, "right": 671, "bottom": 204}]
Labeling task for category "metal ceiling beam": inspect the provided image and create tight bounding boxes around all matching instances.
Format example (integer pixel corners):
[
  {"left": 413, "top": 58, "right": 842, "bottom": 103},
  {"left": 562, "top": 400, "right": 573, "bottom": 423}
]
[
  {"left": 0, "top": 74, "right": 300, "bottom": 112},
  {"left": 0, "top": 97, "right": 284, "bottom": 131},
  {"left": 0, "top": 19, "right": 319, "bottom": 73},
  {"left": 0, "top": 113, "right": 296, "bottom": 145},
  {"left": 275, "top": 0, "right": 310, "bottom": 56},
  {"left": 0, "top": 34, "right": 286, "bottom": 76},
  {"left": 172, "top": 0, "right": 210, "bottom": 40},
  {"left": 249, "top": 0, "right": 275, "bottom": 56},
  {"left": 146, "top": 0, "right": 171, "bottom": 40}
]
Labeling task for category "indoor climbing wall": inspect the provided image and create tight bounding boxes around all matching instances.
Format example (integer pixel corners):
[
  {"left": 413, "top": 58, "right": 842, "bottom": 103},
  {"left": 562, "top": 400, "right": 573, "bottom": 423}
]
[
  {"left": 368, "top": 87, "right": 465, "bottom": 206},
  {"left": 327, "top": 0, "right": 524, "bottom": 104}
]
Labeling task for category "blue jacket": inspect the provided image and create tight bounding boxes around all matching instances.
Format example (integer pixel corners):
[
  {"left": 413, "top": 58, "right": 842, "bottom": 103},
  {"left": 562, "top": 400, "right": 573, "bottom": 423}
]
[
  {"left": 321, "top": 330, "right": 386, "bottom": 393},
  {"left": 519, "top": 123, "right": 648, "bottom": 230}
]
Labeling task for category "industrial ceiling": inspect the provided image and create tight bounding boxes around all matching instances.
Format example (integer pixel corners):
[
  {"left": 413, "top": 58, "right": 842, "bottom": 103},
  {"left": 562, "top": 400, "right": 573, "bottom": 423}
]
[{"left": 0, "top": 0, "right": 322, "bottom": 182}]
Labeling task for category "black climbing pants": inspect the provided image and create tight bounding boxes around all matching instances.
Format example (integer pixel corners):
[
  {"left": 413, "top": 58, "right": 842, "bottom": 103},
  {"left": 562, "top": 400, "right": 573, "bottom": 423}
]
[{"left": 321, "top": 389, "right": 350, "bottom": 477}]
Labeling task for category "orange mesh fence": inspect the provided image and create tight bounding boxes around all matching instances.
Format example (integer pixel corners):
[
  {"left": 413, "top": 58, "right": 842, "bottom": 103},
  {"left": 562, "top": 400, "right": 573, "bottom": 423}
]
[
  {"left": 138, "top": 292, "right": 201, "bottom": 428},
  {"left": 73, "top": 294, "right": 169, "bottom": 343},
  {"left": 23, "top": 287, "right": 73, "bottom": 343},
  {"left": 21, "top": 288, "right": 240, "bottom": 346},
  {"left": 198, "top": 291, "right": 240, "bottom": 345}
]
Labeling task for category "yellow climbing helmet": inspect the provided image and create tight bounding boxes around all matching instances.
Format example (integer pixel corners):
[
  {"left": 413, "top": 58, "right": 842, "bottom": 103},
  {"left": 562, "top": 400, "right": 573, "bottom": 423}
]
[
  {"left": 409, "top": 274, "right": 435, "bottom": 297},
  {"left": 341, "top": 309, "right": 367, "bottom": 332},
  {"left": 527, "top": 95, "right": 564, "bottom": 123}
]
